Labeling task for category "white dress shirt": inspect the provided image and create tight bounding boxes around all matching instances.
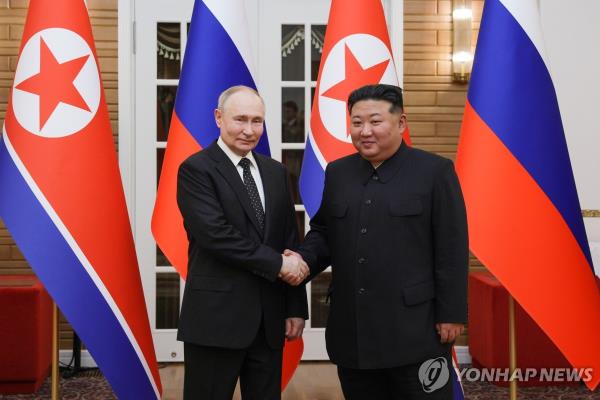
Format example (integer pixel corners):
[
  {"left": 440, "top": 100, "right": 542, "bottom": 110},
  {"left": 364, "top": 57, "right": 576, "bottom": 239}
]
[{"left": 217, "top": 137, "right": 265, "bottom": 209}]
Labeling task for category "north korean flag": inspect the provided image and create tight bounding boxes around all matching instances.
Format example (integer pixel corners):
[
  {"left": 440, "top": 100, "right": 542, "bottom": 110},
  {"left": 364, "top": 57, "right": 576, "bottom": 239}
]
[
  {"left": 0, "top": 1, "right": 162, "bottom": 398},
  {"left": 299, "top": 0, "right": 410, "bottom": 217}
]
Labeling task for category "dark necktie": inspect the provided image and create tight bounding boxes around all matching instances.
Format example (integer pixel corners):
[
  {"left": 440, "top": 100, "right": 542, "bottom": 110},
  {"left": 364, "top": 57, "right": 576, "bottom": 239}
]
[{"left": 239, "top": 157, "right": 265, "bottom": 230}]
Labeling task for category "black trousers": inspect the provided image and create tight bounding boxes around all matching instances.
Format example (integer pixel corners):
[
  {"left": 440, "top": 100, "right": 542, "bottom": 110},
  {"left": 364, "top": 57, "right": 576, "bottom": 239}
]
[
  {"left": 183, "top": 324, "right": 283, "bottom": 400},
  {"left": 337, "top": 355, "right": 454, "bottom": 400}
]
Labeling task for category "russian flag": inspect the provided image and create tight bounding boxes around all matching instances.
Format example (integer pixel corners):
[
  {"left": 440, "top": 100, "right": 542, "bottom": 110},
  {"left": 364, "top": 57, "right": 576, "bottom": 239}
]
[
  {"left": 151, "top": 0, "right": 270, "bottom": 279},
  {"left": 456, "top": 0, "right": 600, "bottom": 390},
  {"left": 0, "top": 0, "right": 161, "bottom": 398},
  {"left": 151, "top": 0, "right": 303, "bottom": 389}
]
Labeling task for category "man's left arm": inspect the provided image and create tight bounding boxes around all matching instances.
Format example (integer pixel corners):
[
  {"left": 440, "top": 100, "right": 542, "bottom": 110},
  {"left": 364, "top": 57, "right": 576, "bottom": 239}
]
[
  {"left": 282, "top": 169, "right": 308, "bottom": 339},
  {"left": 432, "top": 159, "right": 469, "bottom": 341}
]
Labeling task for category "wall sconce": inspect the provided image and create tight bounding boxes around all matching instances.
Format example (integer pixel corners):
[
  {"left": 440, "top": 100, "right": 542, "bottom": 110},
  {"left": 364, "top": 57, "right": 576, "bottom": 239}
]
[{"left": 452, "top": 0, "right": 473, "bottom": 83}]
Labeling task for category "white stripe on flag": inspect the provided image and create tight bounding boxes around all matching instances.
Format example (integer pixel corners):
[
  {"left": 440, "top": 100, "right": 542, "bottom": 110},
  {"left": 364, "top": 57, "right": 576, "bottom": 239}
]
[{"left": 2, "top": 127, "right": 160, "bottom": 399}]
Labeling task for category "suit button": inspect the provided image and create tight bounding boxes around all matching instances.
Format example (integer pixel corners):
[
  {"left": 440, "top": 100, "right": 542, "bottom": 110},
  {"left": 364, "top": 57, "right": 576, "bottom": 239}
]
[
  {"left": 358, "top": 257, "right": 366, "bottom": 264},
  {"left": 365, "top": 199, "right": 372, "bottom": 205},
  {"left": 360, "top": 228, "right": 367, "bottom": 234},
  {"left": 372, "top": 175, "right": 379, "bottom": 181},
  {"left": 358, "top": 288, "right": 366, "bottom": 294}
]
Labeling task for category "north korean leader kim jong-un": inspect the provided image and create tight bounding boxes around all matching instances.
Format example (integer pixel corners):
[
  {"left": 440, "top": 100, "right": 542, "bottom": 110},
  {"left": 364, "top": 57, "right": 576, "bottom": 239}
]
[{"left": 293, "top": 84, "right": 468, "bottom": 399}]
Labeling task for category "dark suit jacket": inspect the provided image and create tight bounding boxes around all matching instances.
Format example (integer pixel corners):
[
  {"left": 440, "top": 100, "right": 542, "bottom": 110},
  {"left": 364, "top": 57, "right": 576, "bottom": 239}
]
[
  {"left": 176, "top": 142, "right": 308, "bottom": 350},
  {"left": 299, "top": 142, "right": 468, "bottom": 369}
]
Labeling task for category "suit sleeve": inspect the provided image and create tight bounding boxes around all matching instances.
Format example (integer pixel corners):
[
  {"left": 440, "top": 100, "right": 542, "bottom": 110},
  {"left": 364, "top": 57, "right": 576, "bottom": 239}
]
[
  {"left": 432, "top": 159, "right": 469, "bottom": 323},
  {"left": 177, "top": 159, "right": 282, "bottom": 281},
  {"left": 298, "top": 167, "right": 332, "bottom": 278},
  {"left": 282, "top": 168, "right": 309, "bottom": 319}
]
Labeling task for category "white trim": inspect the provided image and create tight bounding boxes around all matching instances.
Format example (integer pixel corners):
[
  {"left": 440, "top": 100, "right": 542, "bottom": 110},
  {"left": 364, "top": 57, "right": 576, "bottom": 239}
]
[
  {"left": 3, "top": 132, "right": 160, "bottom": 399},
  {"left": 306, "top": 131, "right": 328, "bottom": 169},
  {"left": 118, "top": 0, "right": 136, "bottom": 228},
  {"left": 455, "top": 345, "right": 472, "bottom": 365},
  {"left": 58, "top": 346, "right": 472, "bottom": 368},
  {"left": 387, "top": 0, "right": 404, "bottom": 86},
  {"left": 59, "top": 346, "right": 472, "bottom": 368}
]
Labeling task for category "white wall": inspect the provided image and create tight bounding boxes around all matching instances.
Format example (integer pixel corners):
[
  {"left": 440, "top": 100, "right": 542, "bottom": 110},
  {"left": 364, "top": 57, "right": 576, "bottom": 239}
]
[{"left": 541, "top": 1, "right": 600, "bottom": 275}]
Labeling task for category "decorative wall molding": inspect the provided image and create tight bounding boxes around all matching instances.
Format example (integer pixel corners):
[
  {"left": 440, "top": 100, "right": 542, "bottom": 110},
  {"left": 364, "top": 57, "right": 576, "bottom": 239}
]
[{"left": 582, "top": 210, "right": 600, "bottom": 218}]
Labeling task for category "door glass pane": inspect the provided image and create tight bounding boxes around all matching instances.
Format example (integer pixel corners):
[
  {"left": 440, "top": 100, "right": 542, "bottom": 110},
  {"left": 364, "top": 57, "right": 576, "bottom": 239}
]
[
  {"left": 311, "top": 25, "right": 326, "bottom": 81},
  {"left": 311, "top": 271, "right": 331, "bottom": 328},
  {"left": 157, "top": 148, "right": 165, "bottom": 187},
  {"left": 157, "top": 23, "right": 181, "bottom": 79},
  {"left": 157, "top": 246, "right": 172, "bottom": 267},
  {"left": 282, "top": 87, "right": 305, "bottom": 143},
  {"left": 282, "top": 150, "right": 304, "bottom": 204},
  {"left": 282, "top": 25, "right": 304, "bottom": 81},
  {"left": 156, "top": 273, "right": 180, "bottom": 329},
  {"left": 157, "top": 86, "right": 177, "bottom": 141}
]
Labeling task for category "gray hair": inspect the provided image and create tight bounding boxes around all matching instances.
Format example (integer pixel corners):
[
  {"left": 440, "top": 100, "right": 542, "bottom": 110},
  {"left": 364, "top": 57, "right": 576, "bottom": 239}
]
[{"left": 217, "top": 85, "right": 264, "bottom": 110}]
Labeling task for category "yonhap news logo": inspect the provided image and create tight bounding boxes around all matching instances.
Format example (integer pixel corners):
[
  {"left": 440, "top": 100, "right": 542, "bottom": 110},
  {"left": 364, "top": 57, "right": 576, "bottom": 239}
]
[
  {"left": 418, "top": 357, "right": 594, "bottom": 393},
  {"left": 418, "top": 357, "right": 450, "bottom": 393},
  {"left": 457, "top": 367, "right": 594, "bottom": 383}
]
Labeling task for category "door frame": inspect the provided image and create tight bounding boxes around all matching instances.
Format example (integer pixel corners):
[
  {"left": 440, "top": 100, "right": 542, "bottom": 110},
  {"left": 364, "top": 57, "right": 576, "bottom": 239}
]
[{"left": 118, "top": 0, "right": 422, "bottom": 363}]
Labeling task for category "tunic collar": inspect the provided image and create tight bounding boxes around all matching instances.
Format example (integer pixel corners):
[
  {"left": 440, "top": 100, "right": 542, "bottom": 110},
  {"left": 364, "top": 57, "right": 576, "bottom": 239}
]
[{"left": 359, "top": 141, "right": 408, "bottom": 185}]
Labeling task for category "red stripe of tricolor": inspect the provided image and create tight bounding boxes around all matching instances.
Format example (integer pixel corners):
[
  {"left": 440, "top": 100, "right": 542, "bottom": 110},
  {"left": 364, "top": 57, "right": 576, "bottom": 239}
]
[
  {"left": 152, "top": 112, "right": 201, "bottom": 279},
  {"left": 456, "top": 101, "right": 600, "bottom": 389}
]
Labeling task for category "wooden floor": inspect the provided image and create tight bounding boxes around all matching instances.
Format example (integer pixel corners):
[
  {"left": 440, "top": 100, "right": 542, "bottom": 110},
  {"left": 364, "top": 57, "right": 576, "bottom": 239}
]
[{"left": 158, "top": 361, "right": 344, "bottom": 400}]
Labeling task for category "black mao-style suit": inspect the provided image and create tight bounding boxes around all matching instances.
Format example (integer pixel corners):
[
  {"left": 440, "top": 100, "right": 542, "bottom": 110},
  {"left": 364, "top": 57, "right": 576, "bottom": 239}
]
[
  {"left": 176, "top": 142, "right": 308, "bottom": 399},
  {"left": 300, "top": 142, "right": 468, "bottom": 373}
]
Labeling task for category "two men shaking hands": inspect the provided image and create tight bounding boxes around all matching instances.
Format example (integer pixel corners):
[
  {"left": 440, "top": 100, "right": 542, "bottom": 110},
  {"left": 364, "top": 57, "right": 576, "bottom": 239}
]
[{"left": 278, "top": 249, "right": 308, "bottom": 286}]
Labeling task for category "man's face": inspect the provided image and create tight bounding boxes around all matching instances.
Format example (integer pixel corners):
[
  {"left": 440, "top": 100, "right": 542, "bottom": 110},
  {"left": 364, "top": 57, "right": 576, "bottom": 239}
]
[
  {"left": 349, "top": 99, "right": 406, "bottom": 164},
  {"left": 215, "top": 90, "right": 265, "bottom": 156},
  {"left": 283, "top": 105, "right": 297, "bottom": 122}
]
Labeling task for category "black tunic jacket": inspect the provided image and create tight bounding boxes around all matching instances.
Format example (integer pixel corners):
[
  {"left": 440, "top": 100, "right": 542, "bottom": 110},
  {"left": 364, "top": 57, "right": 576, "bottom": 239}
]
[{"left": 300, "top": 142, "right": 468, "bottom": 368}]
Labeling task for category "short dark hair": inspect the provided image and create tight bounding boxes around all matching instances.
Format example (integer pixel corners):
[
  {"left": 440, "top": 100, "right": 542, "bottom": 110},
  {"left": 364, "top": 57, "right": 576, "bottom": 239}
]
[
  {"left": 347, "top": 84, "right": 404, "bottom": 114},
  {"left": 283, "top": 100, "right": 298, "bottom": 113}
]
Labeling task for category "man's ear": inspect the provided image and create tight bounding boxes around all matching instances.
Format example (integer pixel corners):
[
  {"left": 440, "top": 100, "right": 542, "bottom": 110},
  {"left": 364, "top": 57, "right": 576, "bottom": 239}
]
[
  {"left": 398, "top": 113, "right": 407, "bottom": 133},
  {"left": 214, "top": 108, "right": 222, "bottom": 127}
]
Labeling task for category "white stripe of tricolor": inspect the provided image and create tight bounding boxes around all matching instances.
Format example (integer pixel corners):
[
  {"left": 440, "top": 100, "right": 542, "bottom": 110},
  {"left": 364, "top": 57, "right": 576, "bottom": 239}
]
[
  {"left": 2, "top": 127, "right": 160, "bottom": 400},
  {"left": 204, "top": 0, "right": 259, "bottom": 83},
  {"left": 307, "top": 129, "right": 329, "bottom": 170},
  {"left": 499, "top": 0, "right": 550, "bottom": 69}
]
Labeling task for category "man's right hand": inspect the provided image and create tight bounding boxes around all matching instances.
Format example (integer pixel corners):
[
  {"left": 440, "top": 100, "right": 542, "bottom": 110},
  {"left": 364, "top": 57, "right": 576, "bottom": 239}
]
[{"left": 279, "top": 253, "right": 308, "bottom": 286}]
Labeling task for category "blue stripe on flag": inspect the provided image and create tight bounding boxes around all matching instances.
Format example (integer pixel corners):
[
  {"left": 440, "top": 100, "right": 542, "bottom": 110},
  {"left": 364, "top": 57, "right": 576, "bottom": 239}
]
[
  {"left": 467, "top": 0, "right": 591, "bottom": 266},
  {"left": 0, "top": 137, "right": 156, "bottom": 400},
  {"left": 451, "top": 364, "right": 464, "bottom": 400},
  {"left": 174, "top": 0, "right": 269, "bottom": 155},
  {"left": 298, "top": 138, "right": 325, "bottom": 218}
]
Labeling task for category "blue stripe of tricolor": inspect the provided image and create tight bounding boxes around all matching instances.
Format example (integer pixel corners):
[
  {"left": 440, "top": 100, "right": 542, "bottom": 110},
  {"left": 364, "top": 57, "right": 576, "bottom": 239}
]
[
  {"left": 0, "top": 137, "right": 157, "bottom": 400},
  {"left": 467, "top": 0, "right": 592, "bottom": 267},
  {"left": 175, "top": 0, "right": 270, "bottom": 155},
  {"left": 298, "top": 137, "right": 325, "bottom": 218}
]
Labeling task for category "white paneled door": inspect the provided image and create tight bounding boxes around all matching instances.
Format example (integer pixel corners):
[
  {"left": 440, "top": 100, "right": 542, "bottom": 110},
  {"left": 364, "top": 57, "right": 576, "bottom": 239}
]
[{"left": 120, "top": 0, "right": 401, "bottom": 362}]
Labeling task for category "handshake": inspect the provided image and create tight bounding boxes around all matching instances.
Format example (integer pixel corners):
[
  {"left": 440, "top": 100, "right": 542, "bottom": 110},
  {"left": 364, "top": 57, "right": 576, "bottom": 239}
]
[{"left": 278, "top": 249, "right": 308, "bottom": 286}]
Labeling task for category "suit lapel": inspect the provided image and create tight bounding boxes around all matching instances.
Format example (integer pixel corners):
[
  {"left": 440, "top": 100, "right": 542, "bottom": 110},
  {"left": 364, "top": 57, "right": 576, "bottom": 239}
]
[
  {"left": 207, "top": 143, "right": 264, "bottom": 237},
  {"left": 255, "top": 153, "right": 277, "bottom": 241}
]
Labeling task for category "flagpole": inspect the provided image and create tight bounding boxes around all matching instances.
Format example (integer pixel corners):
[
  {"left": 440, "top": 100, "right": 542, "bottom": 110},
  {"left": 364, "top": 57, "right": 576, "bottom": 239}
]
[
  {"left": 508, "top": 295, "right": 517, "bottom": 400},
  {"left": 52, "top": 302, "right": 60, "bottom": 400}
]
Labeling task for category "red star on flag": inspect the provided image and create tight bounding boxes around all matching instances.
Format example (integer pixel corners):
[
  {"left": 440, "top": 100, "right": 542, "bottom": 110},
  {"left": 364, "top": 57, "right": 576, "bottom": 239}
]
[
  {"left": 16, "top": 38, "right": 91, "bottom": 131},
  {"left": 321, "top": 44, "right": 390, "bottom": 136}
]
